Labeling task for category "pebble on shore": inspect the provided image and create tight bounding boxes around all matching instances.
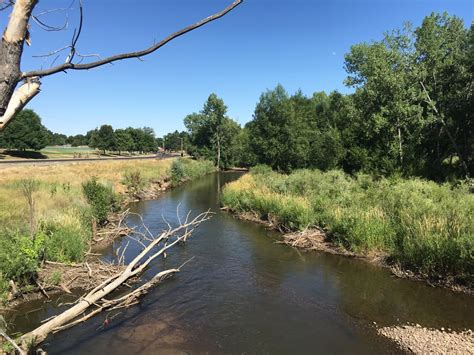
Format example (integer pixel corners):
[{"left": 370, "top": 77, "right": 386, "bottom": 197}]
[{"left": 378, "top": 325, "right": 474, "bottom": 354}]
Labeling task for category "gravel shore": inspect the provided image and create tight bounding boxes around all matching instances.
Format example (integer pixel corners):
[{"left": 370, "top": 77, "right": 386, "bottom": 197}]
[{"left": 378, "top": 324, "right": 474, "bottom": 354}]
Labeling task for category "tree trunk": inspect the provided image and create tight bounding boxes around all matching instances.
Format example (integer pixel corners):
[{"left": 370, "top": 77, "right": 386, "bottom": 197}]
[
  {"left": 19, "top": 211, "right": 212, "bottom": 349},
  {"left": 216, "top": 134, "right": 221, "bottom": 170},
  {"left": 0, "top": 0, "right": 39, "bottom": 129},
  {"left": 397, "top": 124, "right": 403, "bottom": 166}
]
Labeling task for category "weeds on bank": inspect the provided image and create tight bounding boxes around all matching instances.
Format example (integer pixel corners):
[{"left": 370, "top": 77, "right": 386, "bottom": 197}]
[
  {"left": 0, "top": 158, "right": 214, "bottom": 302},
  {"left": 221, "top": 167, "right": 474, "bottom": 285},
  {"left": 170, "top": 158, "right": 216, "bottom": 186}
]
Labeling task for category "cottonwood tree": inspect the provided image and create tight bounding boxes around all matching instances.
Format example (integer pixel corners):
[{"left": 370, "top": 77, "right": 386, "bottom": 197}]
[
  {"left": 184, "top": 93, "right": 241, "bottom": 169},
  {"left": 0, "top": 0, "right": 242, "bottom": 130},
  {"left": 345, "top": 13, "right": 472, "bottom": 178}
]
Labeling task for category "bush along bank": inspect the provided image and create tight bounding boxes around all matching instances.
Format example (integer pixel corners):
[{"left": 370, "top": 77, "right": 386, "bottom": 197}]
[
  {"left": 0, "top": 158, "right": 215, "bottom": 305},
  {"left": 221, "top": 166, "right": 474, "bottom": 292}
]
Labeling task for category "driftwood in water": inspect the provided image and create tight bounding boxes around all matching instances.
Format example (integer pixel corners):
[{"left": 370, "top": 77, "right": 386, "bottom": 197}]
[{"left": 16, "top": 210, "right": 212, "bottom": 351}]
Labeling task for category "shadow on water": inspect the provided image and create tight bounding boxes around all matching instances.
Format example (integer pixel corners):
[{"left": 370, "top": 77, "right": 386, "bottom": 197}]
[{"left": 7, "top": 172, "right": 474, "bottom": 354}]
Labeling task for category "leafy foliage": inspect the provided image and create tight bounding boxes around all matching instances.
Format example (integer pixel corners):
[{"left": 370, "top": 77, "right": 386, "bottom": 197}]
[
  {"left": 163, "top": 130, "right": 189, "bottom": 152},
  {"left": 170, "top": 158, "right": 216, "bottom": 186},
  {"left": 243, "top": 13, "right": 473, "bottom": 180},
  {"left": 89, "top": 125, "right": 115, "bottom": 153},
  {"left": 114, "top": 129, "right": 134, "bottom": 153},
  {"left": 0, "top": 109, "right": 49, "bottom": 151},
  {"left": 82, "top": 177, "right": 119, "bottom": 225},
  {"left": 0, "top": 231, "right": 44, "bottom": 282},
  {"left": 184, "top": 94, "right": 242, "bottom": 169}
]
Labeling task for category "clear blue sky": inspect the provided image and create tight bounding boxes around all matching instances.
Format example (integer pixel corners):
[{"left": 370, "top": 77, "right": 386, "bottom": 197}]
[{"left": 2, "top": 0, "right": 472, "bottom": 136}]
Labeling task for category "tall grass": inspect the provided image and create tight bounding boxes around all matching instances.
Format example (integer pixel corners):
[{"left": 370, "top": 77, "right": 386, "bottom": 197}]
[
  {"left": 170, "top": 158, "right": 216, "bottom": 186},
  {"left": 221, "top": 167, "right": 474, "bottom": 285},
  {"left": 0, "top": 158, "right": 213, "bottom": 302}
]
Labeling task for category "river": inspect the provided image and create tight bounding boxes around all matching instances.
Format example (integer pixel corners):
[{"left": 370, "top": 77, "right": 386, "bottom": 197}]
[{"left": 8, "top": 172, "right": 474, "bottom": 354}]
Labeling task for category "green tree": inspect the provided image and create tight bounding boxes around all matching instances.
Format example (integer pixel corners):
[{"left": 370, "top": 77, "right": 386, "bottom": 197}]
[
  {"left": 163, "top": 130, "right": 186, "bottom": 152},
  {"left": 66, "top": 134, "right": 88, "bottom": 147},
  {"left": 232, "top": 127, "right": 255, "bottom": 167},
  {"left": 114, "top": 129, "right": 134, "bottom": 154},
  {"left": 414, "top": 13, "right": 472, "bottom": 178},
  {"left": 247, "top": 85, "right": 312, "bottom": 172},
  {"left": 140, "top": 127, "right": 158, "bottom": 153},
  {"left": 48, "top": 131, "right": 68, "bottom": 146},
  {"left": 185, "top": 93, "right": 241, "bottom": 169},
  {"left": 202, "top": 93, "right": 227, "bottom": 168},
  {"left": 124, "top": 127, "right": 157, "bottom": 153},
  {"left": 89, "top": 125, "right": 115, "bottom": 154},
  {"left": 344, "top": 13, "right": 472, "bottom": 178},
  {"left": 0, "top": 109, "right": 49, "bottom": 151}
]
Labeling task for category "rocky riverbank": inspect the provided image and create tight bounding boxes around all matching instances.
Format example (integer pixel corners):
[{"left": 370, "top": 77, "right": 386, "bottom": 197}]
[{"left": 378, "top": 324, "right": 474, "bottom": 354}]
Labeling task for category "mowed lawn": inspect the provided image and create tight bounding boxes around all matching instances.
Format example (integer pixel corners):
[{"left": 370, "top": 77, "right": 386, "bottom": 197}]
[{"left": 0, "top": 146, "right": 158, "bottom": 160}]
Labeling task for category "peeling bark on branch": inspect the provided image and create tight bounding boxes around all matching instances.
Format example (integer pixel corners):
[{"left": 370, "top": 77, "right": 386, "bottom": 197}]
[
  {"left": 0, "top": 0, "right": 38, "bottom": 117},
  {"left": 0, "top": 0, "right": 242, "bottom": 130},
  {"left": 0, "top": 78, "right": 40, "bottom": 129}
]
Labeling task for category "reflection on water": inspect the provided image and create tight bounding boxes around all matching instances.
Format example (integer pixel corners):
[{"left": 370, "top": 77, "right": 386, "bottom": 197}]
[{"left": 8, "top": 173, "right": 474, "bottom": 354}]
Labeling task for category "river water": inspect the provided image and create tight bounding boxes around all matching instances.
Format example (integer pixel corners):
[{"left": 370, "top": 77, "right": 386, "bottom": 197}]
[{"left": 8, "top": 172, "right": 474, "bottom": 354}]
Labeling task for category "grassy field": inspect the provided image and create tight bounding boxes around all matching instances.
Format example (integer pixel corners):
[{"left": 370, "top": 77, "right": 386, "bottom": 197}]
[
  {"left": 0, "top": 146, "right": 157, "bottom": 160},
  {"left": 0, "top": 158, "right": 215, "bottom": 302},
  {"left": 40, "top": 146, "right": 95, "bottom": 157},
  {"left": 221, "top": 166, "right": 474, "bottom": 287}
]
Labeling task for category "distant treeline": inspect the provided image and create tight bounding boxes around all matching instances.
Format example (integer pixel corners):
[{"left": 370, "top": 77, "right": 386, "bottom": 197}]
[
  {"left": 1, "top": 13, "right": 471, "bottom": 180},
  {"left": 0, "top": 110, "right": 162, "bottom": 154},
  {"left": 184, "top": 13, "right": 473, "bottom": 181},
  {"left": 51, "top": 125, "right": 161, "bottom": 154}
]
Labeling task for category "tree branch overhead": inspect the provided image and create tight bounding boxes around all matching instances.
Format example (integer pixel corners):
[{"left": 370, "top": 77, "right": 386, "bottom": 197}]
[
  {"left": 0, "top": 0, "right": 243, "bottom": 129},
  {"left": 22, "top": 0, "right": 243, "bottom": 78}
]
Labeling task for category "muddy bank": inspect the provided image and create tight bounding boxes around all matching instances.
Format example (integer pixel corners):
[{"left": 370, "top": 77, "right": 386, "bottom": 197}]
[
  {"left": 378, "top": 324, "right": 474, "bottom": 354},
  {"left": 224, "top": 210, "right": 473, "bottom": 295}
]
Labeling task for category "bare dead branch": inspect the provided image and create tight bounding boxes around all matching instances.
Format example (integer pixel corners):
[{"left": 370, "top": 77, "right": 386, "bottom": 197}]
[
  {"left": 31, "top": 13, "right": 68, "bottom": 32},
  {"left": 18, "top": 210, "right": 213, "bottom": 349},
  {"left": 22, "top": 0, "right": 243, "bottom": 78},
  {"left": 32, "top": 44, "right": 72, "bottom": 58},
  {"left": 0, "top": 0, "right": 14, "bottom": 12},
  {"left": 0, "top": 330, "right": 26, "bottom": 355},
  {"left": 34, "top": 0, "right": 75, "bottom": 17},
  {"left": 65, "top": 0, "right": 83, "bottom": 63}
]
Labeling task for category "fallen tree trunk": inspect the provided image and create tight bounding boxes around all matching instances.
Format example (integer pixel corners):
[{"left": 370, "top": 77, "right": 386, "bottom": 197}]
[{"left": 17, "top": 210, "right": 212, "bottom": 351}]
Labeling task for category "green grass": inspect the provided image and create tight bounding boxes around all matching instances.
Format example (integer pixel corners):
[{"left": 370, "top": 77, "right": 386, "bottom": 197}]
[
  {"left": 41, "top": 146, "right": 94, "bottom": 154},
  {"left": 221, "top": 167, "right": 474, "bottom": 286},
  {"left": 170, "top": 158, "right": 216, "bottom": 186},
  {"left": 0, "top": 158, "right": 214, "bottom": 303}
]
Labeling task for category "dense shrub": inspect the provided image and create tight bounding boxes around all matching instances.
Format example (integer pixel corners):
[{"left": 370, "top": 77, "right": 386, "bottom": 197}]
[
  {"left": 170, "top": 158, "right": 215, "bottom": 186},
  {"left": 0, "top": 231, "right": 44, "bottom": 282},
  {"left": 82, "top": 177, "right": 119, "bottom": 225},
  {"left": 40, "top": 211, "right": 90, "bottom": 263}
]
